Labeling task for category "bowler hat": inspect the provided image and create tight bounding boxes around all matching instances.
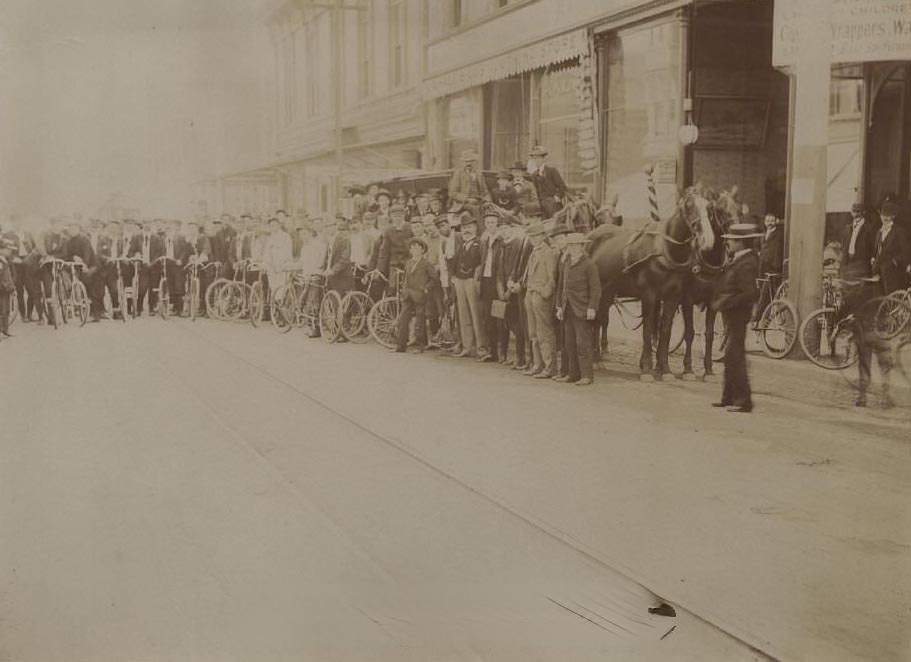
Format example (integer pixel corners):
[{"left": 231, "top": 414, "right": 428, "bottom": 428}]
[
  {"left": 526, "top": 220, "right": 547, "bottom": 237},
  {"left": 881, "top": 201, "right": 899, "bottom": 217},
  {"left": 721, "top": 223, "right": 764, "bottom": 239},
  {"left": 496, "top": 169, "right": 513, "bottom": 180},
  {"left": 459, "top": 212, "right": 478, "bottom": 227},
  {"left": 460, "top": 149, "right": 479, "bottom": 162},
  {"left": 529, "top": 145, "right": 548, "bottom": 157},
  {"left": 510, "top": 161, "right": 526, "bottom": 172}
]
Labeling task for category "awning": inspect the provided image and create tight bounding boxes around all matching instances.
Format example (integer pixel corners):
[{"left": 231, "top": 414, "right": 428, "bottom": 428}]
[{"left": 421, "top": 29, "right": 588, "bottom": 101}]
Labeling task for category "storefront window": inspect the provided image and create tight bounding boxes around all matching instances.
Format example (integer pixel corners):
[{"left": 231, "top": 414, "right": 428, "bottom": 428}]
[
  {"left": 600, "top": 19, "right": 681, "bottom": 223},
  {"left": 538, "top": 63, "right": 590, "bottom": 193},
  {"left": 446, "top": 89, "right": 482, "bottom": 169},
  {"left": 827, "top": 64, "right": 864, "bottom": 213},
  {"left": 488, "top": 74, "right": 530, "bottom": 169}
]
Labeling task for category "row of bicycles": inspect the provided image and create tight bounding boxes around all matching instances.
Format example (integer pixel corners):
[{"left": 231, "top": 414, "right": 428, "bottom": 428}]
[{"left": 202, "top": 260, "right": 438, "bottom": 350}]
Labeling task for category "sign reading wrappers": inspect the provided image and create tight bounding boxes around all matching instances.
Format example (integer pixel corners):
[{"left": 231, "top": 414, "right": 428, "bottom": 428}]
[{"left": 774, "top": 0, "right": 911, "bottom": 67}]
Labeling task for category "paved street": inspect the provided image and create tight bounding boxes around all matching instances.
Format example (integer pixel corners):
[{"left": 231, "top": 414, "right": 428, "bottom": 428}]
[{"left": 1, "top": 318, "right": 909, "bottom": 662}]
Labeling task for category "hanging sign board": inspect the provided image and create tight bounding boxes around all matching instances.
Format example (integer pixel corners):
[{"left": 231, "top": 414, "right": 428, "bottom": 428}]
[{"left": 774, "top": 0, "right": 911, "bottom": 68}]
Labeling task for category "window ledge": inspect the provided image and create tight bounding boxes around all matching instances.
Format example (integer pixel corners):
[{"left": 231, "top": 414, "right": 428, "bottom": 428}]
[{"left": 427, "top": 0, "right": 540, "bottom": 47}]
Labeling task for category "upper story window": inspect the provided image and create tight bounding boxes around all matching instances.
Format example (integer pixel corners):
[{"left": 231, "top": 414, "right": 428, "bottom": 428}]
[
  {"left": 357, "top": 0, "right": 372, "bottom": 99},
  {"left": 389, "top": 0, "right": 406, "bottom": 88},
  {"left": 451, "top": 0, "right": 463, "bottom": 27},
  {"left": 305, "top": 20, "right": 320, "bottom": 116}
]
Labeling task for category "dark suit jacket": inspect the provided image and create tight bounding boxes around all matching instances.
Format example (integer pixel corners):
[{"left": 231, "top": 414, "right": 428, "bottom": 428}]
[
  {"left": 873, "top": 224, "right": 910, "bottom": 293},
  {"left": 402, "top": 256, "right": 438, "bottom": 304},
  {"left": 374, "top": 225, "right": 413, "bottom": 275},
  {"left": 322, "top": 233, "right": 354, "bottom": 292},
  {"left": 62, "top": 234, "right": 97, "bottom": 270},
  {"left": 42, "top": 231, "right": 66, "bottom": 257},
  {"left": 531, "top": 166, "right": 567, "bottom": 202},
  {"left": 0, "top": 257, "right": 14, "bottom": 293},
  {"left": 712, "top": 251, "right": 760, "bottom": 320},
  {"left": 452, "top": 235, "right": 480, "bottom": 280},
  {"left": 498, "top": 237, "right": 532, "bottom": 297},
  {"left": 840, "top": 219, "right": 877, "bottom": 279},
  {"left": 129, "top": 233, "right": 165, "bottom": 263},
  {"left": 96, "top": 236, "right": 129, "bottom": 262},
  {"left": 759, "top": 227, "right": 784, "bottom": 275},
  {"left": 557, "top": 254, "right": 601, "bottom": 318},
  {"left": 477, "top": 234, "right": 503, "bottom": 293}
]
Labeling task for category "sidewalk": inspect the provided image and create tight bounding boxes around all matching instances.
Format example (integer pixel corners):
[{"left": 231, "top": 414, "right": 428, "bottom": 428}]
[{"left": 598, "top": 310, "right": 911, "bottom": 421}]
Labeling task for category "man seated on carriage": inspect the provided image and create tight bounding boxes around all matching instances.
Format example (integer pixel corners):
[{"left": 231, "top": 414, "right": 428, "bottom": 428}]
[
  {"left": 510, "top": 161, "right": 539, "bottom": 210},
  {"left": 492, "top": 170, "right": 519, "bottom": 213},
  {"left": 527, "top": 145, "right": 567, "bottom": 219}
]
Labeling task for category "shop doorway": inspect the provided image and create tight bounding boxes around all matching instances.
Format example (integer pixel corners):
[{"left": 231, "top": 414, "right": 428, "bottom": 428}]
[{"left": 865, "top": 62, "right": 911, "bottom": 209}]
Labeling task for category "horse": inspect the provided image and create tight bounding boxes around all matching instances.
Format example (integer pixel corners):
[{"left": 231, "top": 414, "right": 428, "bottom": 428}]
[
  {"left": 677, "top": 187, "right": 734, "bottom": 379},
  {"left": 586, "top": 187, "right": 716, "bottom": 381}
]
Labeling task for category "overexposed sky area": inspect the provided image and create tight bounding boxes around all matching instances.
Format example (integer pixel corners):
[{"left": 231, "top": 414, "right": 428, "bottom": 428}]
[{"left": 0, "top": 0, "right": 275, "bottom": 223}]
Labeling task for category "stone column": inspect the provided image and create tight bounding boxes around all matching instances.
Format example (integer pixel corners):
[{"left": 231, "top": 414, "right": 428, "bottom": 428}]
[{"left": 786, "top": 0, "right": 832, "bottom": 320}]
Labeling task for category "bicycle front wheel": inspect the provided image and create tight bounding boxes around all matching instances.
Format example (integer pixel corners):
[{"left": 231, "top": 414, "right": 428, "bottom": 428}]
[
  {"left": 367, "top": 297, "right": 400, "bottom": 349},
  {"left": 205, "top": 279, "right": 228, "bottom": 319},
  {"left": 874, "top": 293, "right": 911, "bottom": 339},
  {"left": 799, "top": 307, "right": 858, "bottom": 369},
  {"left": 158, "top": 279, "right": 170, "bottom": 320},
  {"left": 319, "top": 290, "right": 342, "bottom": 343},
  {"left": 270, "top": 285, "right": 295, "bottom": 333},
  {"left": 249, "top": 282, "right": 265, "bottom": 328},
  {"left": 72, "top": 280, "right": 90, "bottom": 327},
  {"left": 339, "top": 291, "right": 371, "bottom": 343},
  {"left": 758, "top": 299, "right": 799, "bottom": 359},
  {"left": 217, "top": 282, "right": 246, "bottom": 321}
]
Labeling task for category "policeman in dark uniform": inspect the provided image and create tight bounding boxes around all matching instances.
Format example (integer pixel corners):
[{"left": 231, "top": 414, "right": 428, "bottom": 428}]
[{"left": 711, "top": 223, "right": 762, "bottom": 413}]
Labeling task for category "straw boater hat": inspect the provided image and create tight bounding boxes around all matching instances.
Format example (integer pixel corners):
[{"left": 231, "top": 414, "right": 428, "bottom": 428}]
[{"left": 721, "top": 223, "right": 764, "bottom": 240}]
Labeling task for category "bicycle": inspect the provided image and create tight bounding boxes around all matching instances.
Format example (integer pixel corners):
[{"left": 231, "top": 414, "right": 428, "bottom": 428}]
[
  {"left": 269, "top": 267, "right": 309, "bottom": 333},
  {"left": 58, "top": 259, "right": 90, "bottom": 326},
  {"left": 109, "top": 257, "right": 142, "bottom": 322},
  {"left": 205, "top": 262, "right": 238, "bottom": 320},
  {"left": 752, "top": 272, "right": 799, "bottom": 359},
  {"left": 215, "top": 259, "right": 264, "bottom": 323},
  {"left": 182, "top": 259, "right": 217, "bottom": 321},
  {"left": 366, "top": 267, "right": 405, "bottom": 349},
  {"left": 876, "top": 286, "right": 911, "bottom": 339},
  {"left": 338, "top": 267, "right": 385, "bottom": 343},
  {"left": 247, "top": 264, "right": 271, "bottom": 328},
  {"left": 148, "top": 256, "right": 180, "bottom": 320},
  {"left": 799, "top": 275, "right": 865, "bottom": 370}
]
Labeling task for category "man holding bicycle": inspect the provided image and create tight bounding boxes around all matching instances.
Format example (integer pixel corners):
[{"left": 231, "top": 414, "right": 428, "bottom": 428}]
[
  {"left": 61, "top": 221, "right": 102, "bottom": 322},
  {"left": 95, "top": 220, "right": 126, "bottom": 320},
  {"left": 129, "top": 220, "right": 164, "bottom": 315}
]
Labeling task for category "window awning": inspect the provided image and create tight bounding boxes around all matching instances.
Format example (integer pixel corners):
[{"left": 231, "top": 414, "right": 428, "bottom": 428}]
[{"left": 421, "top": 29, "right": 588, "bottom": 101}]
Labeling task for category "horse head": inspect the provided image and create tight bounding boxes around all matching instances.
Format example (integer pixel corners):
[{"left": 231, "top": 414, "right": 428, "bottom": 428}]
[{"left": 678, "top": 187, "right": 716, "bottom": 254}]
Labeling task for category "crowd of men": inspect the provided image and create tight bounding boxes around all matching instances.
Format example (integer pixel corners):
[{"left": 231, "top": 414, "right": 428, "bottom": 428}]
[{"left": 0, "top": 144, "right": 609, "bottom": 384}]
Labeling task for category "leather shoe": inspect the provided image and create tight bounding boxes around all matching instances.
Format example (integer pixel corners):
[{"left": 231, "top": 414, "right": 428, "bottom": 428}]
[
  {"left": 726, "top": 405, "right": 752, "bottom": 413},
  {"left": 523, "top": 366, "right": 541, "bottom": 376},
  {"left": 533, "top": 372, "right": 554, "bottom": 379},
  {"left": 480, "top": 355, "right": 497, "bottom": 363},
  {"left": 554, "top": 376, "right": 575, "bottom": 383},
  {"left": 574, "top": 378, "right": 593, "bottom": 386},
  {"left": 513, "top": 362, "right": 528, "bottom": 371},
  {"left": 455, "top": 350, "right": 473, "bottom": 358},
  {"left": 711, "top": 402, "right": 730, "bottom": 408}
]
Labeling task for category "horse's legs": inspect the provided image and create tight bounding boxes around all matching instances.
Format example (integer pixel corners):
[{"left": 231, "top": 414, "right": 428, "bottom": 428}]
[
  {"left": 681, "top": 300, "right": 695, "bottom": 376},
  {"left": 704, "top": 306, "right": 717, "bottom": 376},
  {"left": 639, "top": 294, "right": 656, "bottom": 378},
  {"left": 655, "top": 296, "right": 679, "bottom": 378}
]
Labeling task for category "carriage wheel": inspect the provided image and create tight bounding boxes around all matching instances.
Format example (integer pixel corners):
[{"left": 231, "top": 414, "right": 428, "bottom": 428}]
[
  {"left": 367, "top": 297, "right": 401, "bottom": 349},
  {"left": 758, "top": 299, "right": 798, "bottom": 359},
  {"left": 798, "top": 307, "right": 858, "bottom": 370},
  {"left": 319, "top": 290, "right": 342, "bottom": 343},
  {"left": 270, "top": 285, "right": 295, "bottom": 333},
  {"left": 249, "top": 281, "right": 265, "bottom": 328},
  {"left": 339, "top": 291, "right": 371, "bottom": 343},
  {"left": 72, "top": 280, "right": 90, "bottom": 327}
]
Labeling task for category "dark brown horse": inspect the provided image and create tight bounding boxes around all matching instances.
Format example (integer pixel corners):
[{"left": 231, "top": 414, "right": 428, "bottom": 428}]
[
  {"left": 677, "top": 188, "right": 734, "bottom": 379},
  {"left": 587, "top": 188, "right": 716, "bottom": 380}
]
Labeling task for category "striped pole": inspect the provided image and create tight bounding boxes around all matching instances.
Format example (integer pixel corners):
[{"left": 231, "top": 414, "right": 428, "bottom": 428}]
[{"left": 645, "top": 164, "right": 660, "bottom": 223}]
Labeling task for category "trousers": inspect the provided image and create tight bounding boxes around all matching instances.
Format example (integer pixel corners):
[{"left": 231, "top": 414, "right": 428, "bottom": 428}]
[
  {"left": 721, "top": 311, "right": 752, "bottom": 407},
  {"left": 525, "top": 291, "right": 556, "bottom": 375},
  {"left": 452, "top": 277, "right": 485, "bottom": 354},
  {"left": 396, "top": 299, "right": 426, "bottom": 351},
  {"left": 563, "top": 308, "right": 594, "bottom": 381},
  {"left": 498, "top": 294, "right": 526, "bottom": 364}
]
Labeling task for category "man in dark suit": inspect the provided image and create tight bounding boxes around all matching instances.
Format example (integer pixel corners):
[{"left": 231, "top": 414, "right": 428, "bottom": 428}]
[
  {"left": 95, "top": 220, "right": 127, "bottom": 319},
  {"left": 754, "top": 213, "right": 785, "bottom": 321},
  {"left": 491, "top": 170, "right": 519, "bottom": 213},
  {"left": 129, "top": 220, "right": 165, "bottom": 315},
  {"left": 841, "top": 202, "right": 877, "bottom": 280},
  {"left": 0, "top": 239, "right": 15, "bottom": 338},
  {"left": 322, "top": 216, "right": 354, "bottom": 295},
  {"left": 61, "top": 221, "right": 102, "bottom": 322},
  {"left": 395, "top": 238, "right": 439, "bottom": 353},
  {"left": 373, "top": 204, "right": 413, "bottom": 291},
  {"left": 497, "top": 213, "right": 532, "bottom": 369},
  {"left": 528, "top": 145, "right": 567, "bottom": 218},
  {"left": 872, "top": 201, "right": 910, "bottom": 294},
  {"left": 711, "top": 224, "right": 762, "bottom": 412},
  {"left": 2, "top": 219, "right": 37, "bottom": 321},
  {"left": 554, "top": 232, "right": 601, "bottom": 385}
]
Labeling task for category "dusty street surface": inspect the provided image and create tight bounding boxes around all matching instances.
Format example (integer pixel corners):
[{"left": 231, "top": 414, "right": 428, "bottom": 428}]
[{"left": 1, "top": 317, "right": 908, "bottom": 661}]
